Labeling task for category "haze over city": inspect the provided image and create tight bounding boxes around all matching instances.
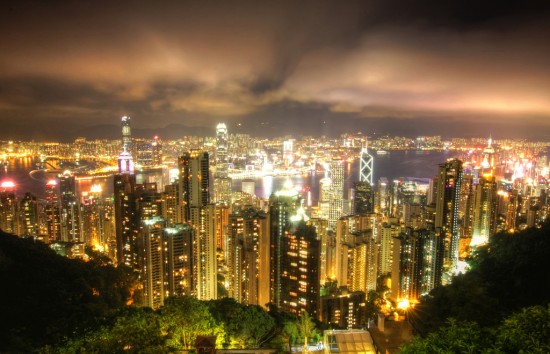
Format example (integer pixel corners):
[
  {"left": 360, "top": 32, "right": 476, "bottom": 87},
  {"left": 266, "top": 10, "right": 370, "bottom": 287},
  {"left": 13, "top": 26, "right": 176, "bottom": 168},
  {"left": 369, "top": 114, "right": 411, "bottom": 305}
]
[{"left": 1, "top": 0, "right": 550, "bottom": 141}]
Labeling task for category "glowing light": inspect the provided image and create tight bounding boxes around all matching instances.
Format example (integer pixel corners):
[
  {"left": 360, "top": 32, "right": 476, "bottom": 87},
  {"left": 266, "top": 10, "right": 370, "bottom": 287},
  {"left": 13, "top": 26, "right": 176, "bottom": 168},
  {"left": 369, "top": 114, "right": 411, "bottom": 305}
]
[
  {"left": 90, "top": 184, "right": 102, "bottom": 194},
  {"left": 0, "top": 180, "right": 15, "bottom": 189},
  {"left": 397, "top": 299, "right": 410, "bottom": 310},
  {"left": 46, "top": 179, "right": 57, "bottom": 186}
]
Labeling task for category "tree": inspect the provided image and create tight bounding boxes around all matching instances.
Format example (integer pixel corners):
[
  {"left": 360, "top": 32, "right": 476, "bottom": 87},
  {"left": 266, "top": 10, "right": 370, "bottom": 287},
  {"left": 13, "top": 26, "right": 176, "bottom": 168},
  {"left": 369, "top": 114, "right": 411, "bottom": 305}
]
[
  {"left": 160, "top": 297, "right": 224, "bottom": 350},
  {"left": 296, "top": 311, "right": 316, "bottom": 353},
  {"left": 410, "top": 222, "right": 550, "bottom": 335},
  {"left": 365, "top": 290, "right": 385, "bottom": 322},
  {"left": 401, "top": 306, "right": 550, "bottom": 353},
  {"left": 495, "top": 305, "right": 550, "bottom": 353},
  {"left": 281, "top": 320, "right": 299, "bottom": 353}
]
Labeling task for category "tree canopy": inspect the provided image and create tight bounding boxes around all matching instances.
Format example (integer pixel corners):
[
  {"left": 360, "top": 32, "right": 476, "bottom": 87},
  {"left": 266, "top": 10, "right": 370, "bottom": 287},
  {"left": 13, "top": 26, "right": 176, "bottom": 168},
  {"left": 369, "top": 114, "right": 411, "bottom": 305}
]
[{"left": 410, "top": 222, "right": 550, "bottom": 335}]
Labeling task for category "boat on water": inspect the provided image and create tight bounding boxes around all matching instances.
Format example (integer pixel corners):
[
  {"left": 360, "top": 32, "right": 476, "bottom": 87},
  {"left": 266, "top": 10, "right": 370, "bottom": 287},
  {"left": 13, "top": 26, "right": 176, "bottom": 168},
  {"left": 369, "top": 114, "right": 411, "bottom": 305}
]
[{"left": 376, "top": 150, "right": 389, "bottom": 155}]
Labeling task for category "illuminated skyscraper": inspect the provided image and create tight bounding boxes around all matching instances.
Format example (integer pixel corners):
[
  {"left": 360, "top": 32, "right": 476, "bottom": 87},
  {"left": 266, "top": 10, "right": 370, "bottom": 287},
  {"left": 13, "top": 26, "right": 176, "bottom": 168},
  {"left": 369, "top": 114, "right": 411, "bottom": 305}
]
[
  {"left": 59, "top": 171, "right": 81, "bottom": 242},
  {"left": 44, "top": 179, "right": 61, "bottom": 242},
  {"left": 328, "top": 159, "right": 345, "bottom": 229},
  {"left": 179, "top": 150, "right": 210, "bottom": 224},
  {"left": 227, "top": 207, "right": 268, "bottom": 305},
  {"left": 20, "top": 192, "right": 38, "bottom": 236},
  {"left": 163, "top": 223, "right": 194, "bottom": 298},
  {"left": 359, "top": 144, "right": 373, "bottom": 186},
  {"left": 269, "top": 183, "right": 320, "bottom": 316},
  {"left": 178, "top": 151, "right": 216, "bottom": 300},
  {"left": 215, "top": 123, "right": 228, "bottom": 177},
  {"left": 0, "top": 180, "right": 17, "bottom": 234},
  {"left": 140, "top": 217, "right": 165, "bottom": 309},
  {"left": 352, "top": 181, "right": 374, "bottom": 215},
  {"left": 471, "top": 176, "right": 497, "bottom": 247},
  {"left": 391, "top": 228, "right": 439, "bottom": 304},
  {"left": 435, "top": 159, "right": 463, "bottom": 278},
  {"left": 121, "top": 115, "right": 132, "bottom": 153}
]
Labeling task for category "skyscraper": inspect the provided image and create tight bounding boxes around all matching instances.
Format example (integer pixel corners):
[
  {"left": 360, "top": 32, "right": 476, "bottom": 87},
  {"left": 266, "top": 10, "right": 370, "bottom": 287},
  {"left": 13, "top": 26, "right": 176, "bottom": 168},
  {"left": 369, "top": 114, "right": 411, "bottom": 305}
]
[
  {"left": 179, "top": 150, "right": 210, "bottom": 224},
  {"left": 44, "top": 179, "right": 61, "bottom": 242},
  {"left": 215, "top": 123, "right": 228, "bottom": 177},
  {"left": 20, "top": 192, "right": 38, "bottom": 236},
  {"left": 328, "top": 159, "right": 345, "bottom": 229},
  {"left": 435, "top": 159, "right": 463, "bottom": 277},
  {"left": 269, "top": 183, "right": 320, "bottom": 316},
  {"left": 121, "top": 115, "right": 132, "bottom": 153},
  {"left": 59, "top": 171, "right": 81, "bottom": 242},
  {"left": 471, "top": 175, "right": 497, "bottom": 247},
  {"left": 178, "top": 150, "right": 216, "bottom": 300},
  {"left": 359, "top": 144, "right": 374, "bottom": 186},
  {"left": 0, "top": 181, "right": 17, "bottom": 234}
]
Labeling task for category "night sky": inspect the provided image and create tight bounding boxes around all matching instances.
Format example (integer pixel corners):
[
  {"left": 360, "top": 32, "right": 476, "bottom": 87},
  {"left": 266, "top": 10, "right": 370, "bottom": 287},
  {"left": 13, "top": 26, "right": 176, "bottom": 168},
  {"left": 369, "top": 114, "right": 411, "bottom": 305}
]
[{"left": 1, "top": 0, "right": 549, "bottom": 141}]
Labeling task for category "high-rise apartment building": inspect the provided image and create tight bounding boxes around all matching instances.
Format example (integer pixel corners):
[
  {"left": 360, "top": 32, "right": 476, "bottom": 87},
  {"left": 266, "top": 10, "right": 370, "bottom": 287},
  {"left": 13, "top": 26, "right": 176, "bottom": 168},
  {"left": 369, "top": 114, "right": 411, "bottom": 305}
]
[
  {"left": 435, "top": 159, "right": 463, "bottom": 277},
  {"left": 59, "top": 171, "right": 81, "bottom": 242}
]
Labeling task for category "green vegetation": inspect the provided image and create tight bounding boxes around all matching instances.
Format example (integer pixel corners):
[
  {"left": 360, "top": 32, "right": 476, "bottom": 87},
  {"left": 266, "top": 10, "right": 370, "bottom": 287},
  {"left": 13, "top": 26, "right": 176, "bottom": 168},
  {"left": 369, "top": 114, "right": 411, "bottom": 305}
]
[
  {"left": 403, "top": 222, "right": 550, "bottom": 352},
  {"left": 401, "top": 306, "right": 550, "bottom": 354},
  {"left": 0, "top": 230, "right": 319, "bottom": 352},
  {"left": 0, "top": 231, "right": 137, "bottom": 352}
]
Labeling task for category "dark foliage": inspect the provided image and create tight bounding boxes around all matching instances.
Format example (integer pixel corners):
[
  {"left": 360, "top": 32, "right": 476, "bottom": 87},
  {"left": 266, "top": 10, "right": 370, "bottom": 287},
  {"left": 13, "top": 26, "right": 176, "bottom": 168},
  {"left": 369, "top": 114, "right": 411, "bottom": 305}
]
[
  {"left": 410, "top": 222, "right": 550, "bottom": 335},
  {"left": 0, "top": 231, "right": 136, "bottom": 352}
]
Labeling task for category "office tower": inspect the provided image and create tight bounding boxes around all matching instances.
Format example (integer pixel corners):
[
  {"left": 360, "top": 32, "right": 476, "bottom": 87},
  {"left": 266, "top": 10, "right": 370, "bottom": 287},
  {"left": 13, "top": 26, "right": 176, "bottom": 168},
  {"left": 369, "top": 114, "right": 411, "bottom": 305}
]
[
  {"left": 359, "top": 144, "right": 374, "bottom": 186},
  {"left": 318, "top": 176, "right": 331, "bottom": 221},
  {"left": 213, "top": 177, "right": 232, "bottom": 205},
  {"left": 352, "top": 181, "right": 374, "bottom": 215},
  {"left": 427, "top": 177, "right": 438, "bottom": 205},
  {"left": 283, "top": 139, "right": 294, "bottom": 167},
  {"left": 377, "top": 177, "right": 390, "bottom": 214},
  {"left": 391, "top": 228, "right": 439, "bottom": 304},
  {"left": 214, "top": 124, "right": 231, "bottom": 205},
  {"left": 152, "top": 136, "right": 162, "bottom": 166},
  {"left": 140, "top": 217, "right": 165, "bottom": 309},
  {"left": 59, "top": 171, "right": 81, "bottom": 242},
  {"left": 328, "top": 159, "right": 345, "bottom": 229},
  {"left": 215, "top": 123, "right": 229, "bottom": 177},
  {"left": 44, "top": 179, "right": 61, "bottom": 242},
  {"left": 435, "top": 159, "right": 463, "bottom": 276},
  {"left": 121, "top": 115, "right": 132, "bottom": 153},
  {"left": 471, "top": 176, "right": 497, "bottom": 247},
  {"left": 136, "top": 141, "right": 153, "bottom": 167},
  {"left": 20, "top": 192, "right": 38, "bottom": 236},
  {"left": 163, "top": 224, "right": 194, "bottom": 298},
  {"left": 242, "top": 179, "right": 255, "bottom": 196},
  {"left": 0, "top": 181, "right": 17, "bottom": 234}
]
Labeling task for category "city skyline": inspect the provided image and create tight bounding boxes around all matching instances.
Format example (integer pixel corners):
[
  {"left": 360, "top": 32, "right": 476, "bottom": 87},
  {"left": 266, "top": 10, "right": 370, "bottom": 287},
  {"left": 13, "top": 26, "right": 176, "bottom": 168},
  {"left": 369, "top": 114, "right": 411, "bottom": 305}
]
[{"left": 1, "top": 1, "right": 550, "bottom": 141}]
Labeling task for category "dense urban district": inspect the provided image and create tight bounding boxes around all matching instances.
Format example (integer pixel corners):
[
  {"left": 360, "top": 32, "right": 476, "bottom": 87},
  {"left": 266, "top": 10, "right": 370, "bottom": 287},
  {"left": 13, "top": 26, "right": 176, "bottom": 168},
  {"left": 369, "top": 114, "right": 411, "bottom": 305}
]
[{"left": 0, "top": 117, "right": 549, "bottom": 353}]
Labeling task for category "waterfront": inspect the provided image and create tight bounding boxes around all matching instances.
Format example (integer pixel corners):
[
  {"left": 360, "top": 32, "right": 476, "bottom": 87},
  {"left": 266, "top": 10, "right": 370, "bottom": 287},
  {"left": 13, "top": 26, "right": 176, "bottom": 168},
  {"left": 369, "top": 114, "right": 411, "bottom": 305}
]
[{"left": 0, "top": 150, "right": 461, "bottom": 201}]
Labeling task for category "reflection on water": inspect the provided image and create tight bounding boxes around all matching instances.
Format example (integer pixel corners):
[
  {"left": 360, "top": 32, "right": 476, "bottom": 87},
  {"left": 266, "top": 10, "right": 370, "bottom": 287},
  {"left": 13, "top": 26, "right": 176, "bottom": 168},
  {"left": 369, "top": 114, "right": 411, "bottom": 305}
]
[{"left": 1, "top": 151, "right": 460, "bottom": 201}]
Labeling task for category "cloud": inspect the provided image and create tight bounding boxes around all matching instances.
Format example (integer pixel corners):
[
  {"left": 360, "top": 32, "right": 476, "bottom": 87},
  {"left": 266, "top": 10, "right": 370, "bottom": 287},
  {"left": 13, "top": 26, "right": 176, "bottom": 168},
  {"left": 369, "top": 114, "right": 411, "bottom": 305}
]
[{"left": 0, "top": 0, "right": 549, "bottom": 139}]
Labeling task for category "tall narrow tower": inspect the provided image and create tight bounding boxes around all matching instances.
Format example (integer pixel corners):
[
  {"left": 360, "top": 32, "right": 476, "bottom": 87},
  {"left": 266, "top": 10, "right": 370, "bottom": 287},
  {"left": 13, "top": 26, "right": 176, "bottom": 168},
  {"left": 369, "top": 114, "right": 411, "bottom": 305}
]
[
  {"left": 178, "top": 150, "right": 216, "bottom": 300},
  {"left": 435, "top": 159, "right": 463, "bottom": 278},
  {"left": 359, "top": 143, "right": 374, "bottom": 186},
  {"left": 121, "top": 116, "right": 132, "bottom": 153},
  {"left": 215, "top": 123, "right": 228, "bottom": 177}
]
